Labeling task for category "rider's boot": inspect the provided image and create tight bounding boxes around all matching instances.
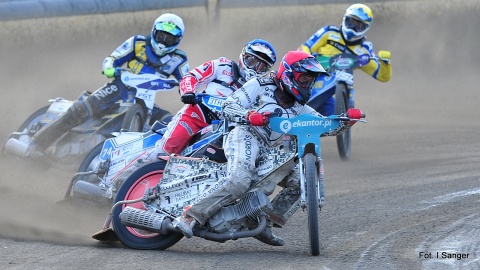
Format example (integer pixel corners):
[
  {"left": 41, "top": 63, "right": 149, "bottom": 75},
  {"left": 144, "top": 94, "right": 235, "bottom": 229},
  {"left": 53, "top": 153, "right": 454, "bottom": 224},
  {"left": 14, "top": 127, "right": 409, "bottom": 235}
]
[
  {"left": 172, "top": 205, "right": 196, "bottom": 238},
  {"left": 253, "top": 220, "right": 285, "bottom": 246},
  {"left": 32, "top": 109, "right": 83, "bottom": 149}
]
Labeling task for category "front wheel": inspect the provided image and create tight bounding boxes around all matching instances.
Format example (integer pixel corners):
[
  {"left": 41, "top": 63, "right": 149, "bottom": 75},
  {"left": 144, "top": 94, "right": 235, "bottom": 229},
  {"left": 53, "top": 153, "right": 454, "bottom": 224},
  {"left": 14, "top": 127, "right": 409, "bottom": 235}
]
[
  {"left": 304, "top": 153, "right": 320, "bottom": 256},
  {"left": 112, "top": 160, "right": 183, "bottom": 250},
  {"left": 335, "top": 83, "right": 351, "bottom": 160}
]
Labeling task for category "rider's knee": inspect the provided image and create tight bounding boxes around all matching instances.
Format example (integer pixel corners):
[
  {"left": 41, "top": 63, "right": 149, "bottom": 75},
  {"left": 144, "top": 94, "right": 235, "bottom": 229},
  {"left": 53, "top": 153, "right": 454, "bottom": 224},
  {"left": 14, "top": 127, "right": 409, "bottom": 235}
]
[{"left": 228, "top": 166, "right": 254, "bottom": 198}]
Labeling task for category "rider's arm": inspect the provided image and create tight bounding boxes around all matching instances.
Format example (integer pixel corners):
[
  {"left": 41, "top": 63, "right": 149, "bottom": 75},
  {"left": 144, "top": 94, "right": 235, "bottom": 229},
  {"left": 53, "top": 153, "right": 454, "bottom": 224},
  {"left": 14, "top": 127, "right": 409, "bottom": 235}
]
[
  {"left": 302, "top": 104, "right": 325, "bottom": 118},
  {"left": 102, "top": 36, "right": 140, "bottom": 72},
  {"left": 299, "top": 26, "right": 333, "bottom": 56},
  {"left": 179, "top": 58, "right": 228, "bottom": 95},
  {"left": 222, "top": 79, "right": 261, "bottom": 123},
  {"left": 359, "top": 41, "right": 392, "bottom": 82}
]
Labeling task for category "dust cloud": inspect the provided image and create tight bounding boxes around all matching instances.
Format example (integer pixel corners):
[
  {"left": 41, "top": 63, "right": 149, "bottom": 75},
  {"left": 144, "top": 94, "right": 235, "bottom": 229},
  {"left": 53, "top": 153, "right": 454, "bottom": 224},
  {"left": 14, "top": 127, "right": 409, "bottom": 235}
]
[{"left": 0, "top": 0, "right": 478, "bottom": 244}]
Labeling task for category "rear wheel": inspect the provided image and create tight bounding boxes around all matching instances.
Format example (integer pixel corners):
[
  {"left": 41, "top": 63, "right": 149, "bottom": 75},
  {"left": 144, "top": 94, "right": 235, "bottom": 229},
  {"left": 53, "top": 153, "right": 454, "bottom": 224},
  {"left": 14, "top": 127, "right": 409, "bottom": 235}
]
[
  {"left": 335, "top": 83, "right": 351, "bottom": 160},
  {"left": 121, "top": 103, "right": 145, "bottom": 132},
  {"left": 112, "top": 160, "right": 183, "bottom": 250},
  {"left": 304, "top": 153, "right": 320, "bottom": 256}
]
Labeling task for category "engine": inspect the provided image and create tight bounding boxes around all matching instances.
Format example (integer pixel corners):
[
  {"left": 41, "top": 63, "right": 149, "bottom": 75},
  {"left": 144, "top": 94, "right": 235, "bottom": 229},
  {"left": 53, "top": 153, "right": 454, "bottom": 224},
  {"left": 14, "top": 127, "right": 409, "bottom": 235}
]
[{"left": 207, "top": 191, "right": 273, "bottom": 233}]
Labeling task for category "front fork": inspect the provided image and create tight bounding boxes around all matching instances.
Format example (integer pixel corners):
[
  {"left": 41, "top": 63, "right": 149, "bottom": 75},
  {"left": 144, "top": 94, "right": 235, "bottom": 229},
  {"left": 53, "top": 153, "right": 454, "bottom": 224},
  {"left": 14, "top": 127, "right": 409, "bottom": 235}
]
[
  {"left": 317, "top": 158, "right": 325, "bottom": 209},
  {"left": 298, "top": 157, "right": 325, "bottom": 210},
  {"left": 348, "top": 88, "right": 355, "bottom": 109}
]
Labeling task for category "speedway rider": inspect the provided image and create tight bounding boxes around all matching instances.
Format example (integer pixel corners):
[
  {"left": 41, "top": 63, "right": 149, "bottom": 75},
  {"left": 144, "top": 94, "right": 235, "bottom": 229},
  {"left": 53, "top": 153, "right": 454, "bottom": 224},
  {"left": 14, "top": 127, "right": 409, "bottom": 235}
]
[
  {"left": 157, "top": 39, "right": 276, "bottom": 155},
  {"left": 173, "top": 51, "right": 363, "bottom": 246},
  {"left": 8, "top": 13, "right": 189, "bottom": 158},
  {"left": 299, "top": 3, "right": 392, "bottom": 115}
]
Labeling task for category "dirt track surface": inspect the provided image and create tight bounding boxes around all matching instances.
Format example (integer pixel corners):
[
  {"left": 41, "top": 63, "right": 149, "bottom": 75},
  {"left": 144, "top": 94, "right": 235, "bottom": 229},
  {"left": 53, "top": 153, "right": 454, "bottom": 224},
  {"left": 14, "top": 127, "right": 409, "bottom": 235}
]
[{"left": 1, "top": 1, "right": 479, "bottom": 269}]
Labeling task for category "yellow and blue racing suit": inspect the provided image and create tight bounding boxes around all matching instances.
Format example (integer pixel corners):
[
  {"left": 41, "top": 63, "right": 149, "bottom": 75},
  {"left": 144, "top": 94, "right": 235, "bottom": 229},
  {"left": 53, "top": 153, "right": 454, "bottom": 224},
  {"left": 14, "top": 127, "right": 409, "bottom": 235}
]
[{"left": 299, "top": 25, "right": 391, "bottom": 115}]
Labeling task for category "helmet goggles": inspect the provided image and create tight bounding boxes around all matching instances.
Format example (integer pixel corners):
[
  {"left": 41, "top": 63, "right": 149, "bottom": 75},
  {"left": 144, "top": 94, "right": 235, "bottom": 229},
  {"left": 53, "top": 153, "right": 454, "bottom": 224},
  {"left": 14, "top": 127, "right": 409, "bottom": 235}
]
[
  {"left": 344, "top": 16, "right": 368, "bottom": 32},
  {"left": 291, "top": 57, "right": 324, "bottom": 88},
  {"left": 243, "top": 53, "right": 271, "bottom": 74}
]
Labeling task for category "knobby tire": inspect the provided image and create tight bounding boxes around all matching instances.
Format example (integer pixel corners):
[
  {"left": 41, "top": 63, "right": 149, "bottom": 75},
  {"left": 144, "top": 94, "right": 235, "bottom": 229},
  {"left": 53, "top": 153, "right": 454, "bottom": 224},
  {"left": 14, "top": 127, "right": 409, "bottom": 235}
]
[
  {"left": 305, "top": 153, "right": 320, "bottom": 256},
  {"left": 335, "top": 83, "right": 351, "bottom": 160}
]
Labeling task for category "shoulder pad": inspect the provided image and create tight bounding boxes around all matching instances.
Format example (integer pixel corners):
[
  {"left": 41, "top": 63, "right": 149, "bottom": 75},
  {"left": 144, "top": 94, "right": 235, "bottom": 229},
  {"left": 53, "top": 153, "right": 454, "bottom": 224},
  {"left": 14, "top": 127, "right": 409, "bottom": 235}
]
[
  {"left": 134, "top": 35, "right": 147, "bottom": 42},
  {"left": 173, "top": 49, "right": 187, "bottom": 59},
  {"left": 217, "top": 56, "right": 232, "bottom": 63},
  {"left": 362, "top": 40, "right": 374, "bottom": 51},
  {"left": 325, "top": 25, "right": 340, "bottom": 32},
  {"left": 257, "top": 76, "right": 275, "bottom": 86}
]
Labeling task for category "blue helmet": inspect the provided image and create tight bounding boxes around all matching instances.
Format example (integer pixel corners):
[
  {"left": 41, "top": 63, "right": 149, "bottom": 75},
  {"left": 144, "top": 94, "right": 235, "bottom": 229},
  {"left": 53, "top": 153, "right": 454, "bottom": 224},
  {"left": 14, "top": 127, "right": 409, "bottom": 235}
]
[
  {"left": 238, "top": 39, "right": 277, "bottom": 81},
  {"left": 151, "top": 13, "right": 185, "bottom": 56}
]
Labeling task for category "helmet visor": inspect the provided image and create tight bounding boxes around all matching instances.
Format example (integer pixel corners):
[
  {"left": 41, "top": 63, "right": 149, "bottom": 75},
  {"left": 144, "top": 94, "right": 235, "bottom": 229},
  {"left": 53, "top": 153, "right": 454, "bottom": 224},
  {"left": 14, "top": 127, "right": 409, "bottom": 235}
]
[
  {"left": 243, "top": 54, "right": 271, "bottom": 74},
  {"left": 345, "top": 16, "right": 368, "bottom": 32},
  {"left": 291, "top": 56, "right": 326, "bottom": 74},
  {"left": 154, "top": 21, "right": 182, "bottom": 36},
  {"left": 246, "top": 43, "right": 276, "bottom": 66}
]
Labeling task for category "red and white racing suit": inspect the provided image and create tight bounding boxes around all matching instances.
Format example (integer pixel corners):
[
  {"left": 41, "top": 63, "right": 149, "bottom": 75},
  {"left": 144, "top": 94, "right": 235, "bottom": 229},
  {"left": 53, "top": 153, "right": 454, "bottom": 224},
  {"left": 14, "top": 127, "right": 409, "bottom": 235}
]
[
  {"left": 186, "top": 75, "right": 346, "bottom": 226},
  {"left": 158, "top": 57, "right": 245, "bottom": 154}
]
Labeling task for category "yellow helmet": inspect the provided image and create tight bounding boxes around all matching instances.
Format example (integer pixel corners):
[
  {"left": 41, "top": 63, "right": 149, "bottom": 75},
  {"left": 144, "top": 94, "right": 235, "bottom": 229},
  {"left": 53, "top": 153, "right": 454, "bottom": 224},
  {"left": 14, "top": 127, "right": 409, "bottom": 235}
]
[{"left": 341, "top": 4, "right": 373, "bottom": 42}]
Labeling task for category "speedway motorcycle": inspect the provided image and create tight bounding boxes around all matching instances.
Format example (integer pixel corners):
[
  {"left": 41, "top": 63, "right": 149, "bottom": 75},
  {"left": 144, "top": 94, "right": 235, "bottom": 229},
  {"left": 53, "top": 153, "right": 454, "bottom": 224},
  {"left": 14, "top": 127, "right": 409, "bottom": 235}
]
[
  {"left": 3, "top": 70, "right": 178, "bottom": 169},
  {"left": 307, "top": 53, "right": 372, "bottom": 160},
  {"left": 64, "top": 94, "right": 227, "bottom": 203},
  {"left": 92, "top": 110, "right": 365, "bottom": 256}
]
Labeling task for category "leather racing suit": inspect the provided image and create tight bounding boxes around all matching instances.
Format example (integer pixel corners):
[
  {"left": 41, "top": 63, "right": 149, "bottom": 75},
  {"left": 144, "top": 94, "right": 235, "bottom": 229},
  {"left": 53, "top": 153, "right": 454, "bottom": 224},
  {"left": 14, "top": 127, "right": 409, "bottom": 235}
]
[
  {"left": 185, "top": 74, "right": 343, "bottom": 226},
  {"left": 32, "top": 35, "right": 189, "bottom": 150},
  {"left": 158, "top": 57, "right": 245, "bottom": 155}
]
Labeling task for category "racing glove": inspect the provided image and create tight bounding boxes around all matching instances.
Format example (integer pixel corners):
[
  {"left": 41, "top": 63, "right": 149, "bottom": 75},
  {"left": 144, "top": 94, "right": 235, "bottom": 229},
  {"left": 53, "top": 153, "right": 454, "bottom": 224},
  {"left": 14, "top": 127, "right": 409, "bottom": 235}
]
[
  {"left": 247, "top": 111, "right": 270, "bottom": 126},
  {"left": 179, "top": 75, "right": 198, "bottom": 95},
  {"left": 378, "top": 50, "right": 391, "bottom": 64},
  {"left": 103, "top": 67, "right": 118, "bottom": 78},
  {"left": 181, "top": 93, "right": 197, "bottom": 104}
]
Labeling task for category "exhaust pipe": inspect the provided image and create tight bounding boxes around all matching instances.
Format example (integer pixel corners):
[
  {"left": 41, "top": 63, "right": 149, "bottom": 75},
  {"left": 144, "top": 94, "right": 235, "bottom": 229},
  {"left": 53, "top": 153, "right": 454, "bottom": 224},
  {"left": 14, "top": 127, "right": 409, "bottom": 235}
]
[
  {"left": 73, "top": 180, "right": 111, "bottom": 200},
  {"left": 120, "top": 207, "right": 172, "bottom": 235},
  {"left": 4, "top": 138, "right": 30, "bottom": 157},
  {"left": 119, "top": 206, "right": 267, "bottom": 241}
]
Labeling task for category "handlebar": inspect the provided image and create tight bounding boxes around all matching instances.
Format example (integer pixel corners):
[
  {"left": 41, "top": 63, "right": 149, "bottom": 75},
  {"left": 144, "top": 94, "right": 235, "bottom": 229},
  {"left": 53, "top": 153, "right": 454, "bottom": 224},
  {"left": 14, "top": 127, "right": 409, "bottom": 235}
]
[
  {"left": 241, "top": 111, "right": 366, "bottom": 126},
  {"left": 116, "top": 69, "right": 180, "bottom": 90}
]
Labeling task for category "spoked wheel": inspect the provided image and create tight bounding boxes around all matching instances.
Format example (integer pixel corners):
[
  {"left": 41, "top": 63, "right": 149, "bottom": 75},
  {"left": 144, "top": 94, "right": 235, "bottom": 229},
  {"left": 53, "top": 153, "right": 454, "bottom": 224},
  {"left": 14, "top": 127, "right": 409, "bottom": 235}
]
[
  {"left": 304, "top": 153, "right": 320, "bottom": 256},
  {"left": 335, "top": 83, "right": 351, "bottom": 160},
  {"left": 121, "top": 103, "right": 146, "bottom": 132},
  {"left": 111, "top": 160, "right": 183, "bottom": 250}
]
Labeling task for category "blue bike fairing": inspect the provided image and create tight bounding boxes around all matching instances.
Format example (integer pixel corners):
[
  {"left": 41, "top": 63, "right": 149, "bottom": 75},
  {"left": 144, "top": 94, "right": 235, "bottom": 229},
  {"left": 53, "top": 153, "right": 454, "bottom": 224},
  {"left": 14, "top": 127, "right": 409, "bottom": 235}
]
[
  {"left": 270, "top": 114, "right": 340, "bottom": 157},
  {"left": 99, "top": 131, "right": 161, "bottom": 161},
  {"left": 199, "top": 95, "right": 226, "bottom": 114}
]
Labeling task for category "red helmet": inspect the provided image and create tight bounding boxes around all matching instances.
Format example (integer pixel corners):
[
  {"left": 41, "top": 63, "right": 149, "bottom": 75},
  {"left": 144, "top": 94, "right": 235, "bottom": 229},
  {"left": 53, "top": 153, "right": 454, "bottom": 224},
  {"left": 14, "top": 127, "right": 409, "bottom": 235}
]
[{"left": 276, "top": 51, "right": 327, "bottom": 105}]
